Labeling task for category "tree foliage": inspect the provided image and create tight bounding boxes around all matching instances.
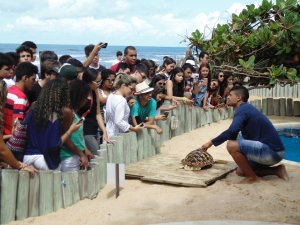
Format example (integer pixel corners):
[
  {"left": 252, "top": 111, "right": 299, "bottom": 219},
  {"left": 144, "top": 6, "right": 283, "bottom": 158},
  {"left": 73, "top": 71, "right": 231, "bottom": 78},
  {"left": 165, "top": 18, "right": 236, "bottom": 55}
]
[{"left": 185, "top": 0, "right": 300, "bottom": 87}]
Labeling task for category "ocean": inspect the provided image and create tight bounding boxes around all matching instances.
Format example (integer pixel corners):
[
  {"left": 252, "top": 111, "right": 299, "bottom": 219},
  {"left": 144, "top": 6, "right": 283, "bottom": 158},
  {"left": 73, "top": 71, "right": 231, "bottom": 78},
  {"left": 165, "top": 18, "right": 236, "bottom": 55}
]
[{"left": 0, "top": 43, "right": 186, "bottom": 68}]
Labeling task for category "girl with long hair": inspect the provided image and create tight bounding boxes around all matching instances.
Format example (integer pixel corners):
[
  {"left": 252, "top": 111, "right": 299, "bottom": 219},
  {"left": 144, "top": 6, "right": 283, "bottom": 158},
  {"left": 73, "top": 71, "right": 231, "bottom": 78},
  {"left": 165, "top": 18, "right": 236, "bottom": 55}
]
[
  {"left": 202, "top": 79, "right": 222, "bottom": 111},
  {"left": 193, "top": 63, "right": 212, "bottom": 107},
  {"left": 166, "top": 67, "right": 193, "bottom": 105},
  {"left": 158, "top": 57, "right": 176, "bottom": 79},
  {"left": 23, "top": 79, "right": 81, "bottom": 170},
  {"left": 80, "top": 68, "right": 111, "bottom": 154},
  {"left": 60, "top": 80, "right": 94, "bottom": 172}
]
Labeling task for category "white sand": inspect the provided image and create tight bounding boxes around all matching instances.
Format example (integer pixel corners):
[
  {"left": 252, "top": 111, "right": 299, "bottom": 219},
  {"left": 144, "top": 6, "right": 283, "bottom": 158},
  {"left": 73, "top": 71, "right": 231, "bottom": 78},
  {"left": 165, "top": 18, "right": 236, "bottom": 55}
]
[{"left": 9, "top": 119, "right": 300, "bottom": 225}]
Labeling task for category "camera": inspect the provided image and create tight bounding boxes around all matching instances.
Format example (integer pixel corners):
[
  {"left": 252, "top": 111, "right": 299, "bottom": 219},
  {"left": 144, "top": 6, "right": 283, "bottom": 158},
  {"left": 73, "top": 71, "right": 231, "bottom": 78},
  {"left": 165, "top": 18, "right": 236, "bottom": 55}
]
[
  {"left": 163, "top": 111, "right": 169, "bottom": 118},
  {"left": 99, "top": 42, "right": 108, "bottom": 48}
]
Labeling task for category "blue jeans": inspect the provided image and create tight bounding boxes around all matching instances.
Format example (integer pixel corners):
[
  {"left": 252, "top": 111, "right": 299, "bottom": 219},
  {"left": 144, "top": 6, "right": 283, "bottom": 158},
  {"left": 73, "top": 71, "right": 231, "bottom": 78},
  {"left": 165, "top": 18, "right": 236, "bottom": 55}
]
[{"left": 237, "top": 137, "right": 284, "bottom": 169}]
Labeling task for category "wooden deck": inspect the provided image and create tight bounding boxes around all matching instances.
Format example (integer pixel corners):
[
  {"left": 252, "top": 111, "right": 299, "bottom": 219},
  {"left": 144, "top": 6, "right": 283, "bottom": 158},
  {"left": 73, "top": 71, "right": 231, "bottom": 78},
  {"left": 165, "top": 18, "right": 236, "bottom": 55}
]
[{"left": 126, "top": 154, "right": 236, "bottom": 187}]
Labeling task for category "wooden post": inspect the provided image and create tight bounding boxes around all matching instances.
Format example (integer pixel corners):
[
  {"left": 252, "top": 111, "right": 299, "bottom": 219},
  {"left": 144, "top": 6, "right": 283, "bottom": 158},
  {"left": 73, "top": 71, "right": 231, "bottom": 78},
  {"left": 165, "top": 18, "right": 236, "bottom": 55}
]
[
  {"left": 273, "top": 99, "right": 280, "bottom": 116},
  {"left": 129, "top": 132, "right": 138, "bottom": 162},
  {"left": 293, "top": 101, "right": 300, "bottom": 116},
  {"left": 262, "top": 98, "right": 267, "bottom": 115},
  {"left": 78, "top": 170, "right": 88, "bottom": 200},
  {"left": 279, "top": 98, "right": 286, "bottom": 116},
  {"left": 53, "top": 171, "right": 63, "bottom": 211},
  {"left": 121, "top": 133, "right": 131, "bottom": 164},
  {"left": 136, "top": 128, "right": 145, "bottom": 160},
  {"left": 106, "top": 143, "right": 114, "bottom": 163},
  {"left": 16, "top": 171, "right": 30, "bottom": 220},
  {"left": 184, "top": 105, "right": 192, "bottom": 133},
  {"left": 39, "top": 171, "right": 54, "bottom": 216},
  {"left": 286, "top": 98, "right": 293, "bottom": 116},
  {"left": 98, "top": 157, "right": 106, "bottom": 188},
  {"left": 266, "top": 98, "right": 274, "bottom": 115},
  {"left": 28, "top": 174, "right": 39, "bottom": 217},
  {"left": 200, "top": 108, "right": 207, "bottom": 126},
  {"left": 61, "top": 172, "right": 80, "bottom": 208},
  {"left": 112, "top": 136, "right": 124, "bottom": 163},
  {"left": 212, "top": 108, "right": 220, "bottom": 122},
  {"left": 87, "top": 168, "right": 97, "bottom": 199},
  {"left": 0, "top": 169, "right": 19, "bottom": 224},
  {"left": 191, "top": 107, "right": 197, "bottom": 130}
]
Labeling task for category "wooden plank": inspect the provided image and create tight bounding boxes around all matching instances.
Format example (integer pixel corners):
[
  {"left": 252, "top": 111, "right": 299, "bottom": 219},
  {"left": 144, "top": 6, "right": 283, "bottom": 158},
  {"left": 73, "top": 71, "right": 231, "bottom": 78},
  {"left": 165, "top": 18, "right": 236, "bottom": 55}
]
[{"left": 126, "top": 154, "right": 236, "bottom": 188}]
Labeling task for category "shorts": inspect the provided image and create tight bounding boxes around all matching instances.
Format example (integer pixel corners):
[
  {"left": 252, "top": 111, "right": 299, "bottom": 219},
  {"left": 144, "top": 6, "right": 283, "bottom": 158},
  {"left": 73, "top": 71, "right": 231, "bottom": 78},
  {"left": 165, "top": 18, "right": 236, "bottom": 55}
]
[
  {"left": 237, "top": 137, "right": 284, "bottom": 170},
  {"left": 60, "top": 155, "right": 80, "bottom": 172}
]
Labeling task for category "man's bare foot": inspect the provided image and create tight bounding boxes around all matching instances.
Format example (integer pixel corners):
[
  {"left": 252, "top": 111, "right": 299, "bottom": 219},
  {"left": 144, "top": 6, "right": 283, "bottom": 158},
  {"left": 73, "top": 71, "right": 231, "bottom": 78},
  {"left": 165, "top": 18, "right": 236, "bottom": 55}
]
[
  {"left": 240, "top": 176, "right": 260, "bottom": 184},
  {"left": 276, "top": 164, "right": 289, "bottom": 181},
  {"left": 236, "top": 167, "right": 245, "bottom": 177}
]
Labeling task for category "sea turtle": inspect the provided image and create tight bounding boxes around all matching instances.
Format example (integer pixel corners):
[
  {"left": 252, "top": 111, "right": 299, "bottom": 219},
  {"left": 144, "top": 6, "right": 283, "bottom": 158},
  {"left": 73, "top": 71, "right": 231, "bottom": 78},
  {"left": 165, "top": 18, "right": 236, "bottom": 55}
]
[{"left": 181, "top": 148, "right": 214, "bottom": 171}]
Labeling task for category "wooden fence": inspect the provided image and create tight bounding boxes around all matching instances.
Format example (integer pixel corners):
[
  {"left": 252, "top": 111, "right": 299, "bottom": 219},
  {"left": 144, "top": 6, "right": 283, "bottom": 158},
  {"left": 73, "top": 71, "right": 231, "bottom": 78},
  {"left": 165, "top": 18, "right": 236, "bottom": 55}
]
[{"left": 0, "top": 93, "right": 299, "bottom": 224}]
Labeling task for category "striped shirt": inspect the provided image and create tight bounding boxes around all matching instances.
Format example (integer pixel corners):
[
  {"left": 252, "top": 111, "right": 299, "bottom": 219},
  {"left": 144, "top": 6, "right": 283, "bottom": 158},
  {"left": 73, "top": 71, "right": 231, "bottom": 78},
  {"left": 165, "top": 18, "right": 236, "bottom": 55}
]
[{"left": 3, "top": 85, "right": 30, "bottom": 135}]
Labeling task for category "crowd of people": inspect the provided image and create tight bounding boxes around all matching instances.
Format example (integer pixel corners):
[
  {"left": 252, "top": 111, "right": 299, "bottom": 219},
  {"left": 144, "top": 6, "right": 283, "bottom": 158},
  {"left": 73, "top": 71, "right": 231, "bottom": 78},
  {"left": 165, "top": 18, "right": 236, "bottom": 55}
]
[{"left": 0, "top": 41, "right": 287, "bottom": 183}]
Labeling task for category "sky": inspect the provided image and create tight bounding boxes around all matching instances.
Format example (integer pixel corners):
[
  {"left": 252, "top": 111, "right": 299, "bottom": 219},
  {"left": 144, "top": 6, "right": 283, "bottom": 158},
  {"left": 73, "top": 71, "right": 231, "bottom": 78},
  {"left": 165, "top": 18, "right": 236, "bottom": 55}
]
[{"left": 0, "top": 0, "right": 259, "bottom": 47}]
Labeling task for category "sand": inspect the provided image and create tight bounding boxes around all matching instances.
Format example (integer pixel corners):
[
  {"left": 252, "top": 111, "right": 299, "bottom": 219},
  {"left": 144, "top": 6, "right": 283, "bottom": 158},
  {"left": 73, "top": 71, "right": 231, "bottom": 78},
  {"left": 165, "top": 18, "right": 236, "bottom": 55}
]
[{"left": 8, "top": 118, "right": 300, "bottom": 225}]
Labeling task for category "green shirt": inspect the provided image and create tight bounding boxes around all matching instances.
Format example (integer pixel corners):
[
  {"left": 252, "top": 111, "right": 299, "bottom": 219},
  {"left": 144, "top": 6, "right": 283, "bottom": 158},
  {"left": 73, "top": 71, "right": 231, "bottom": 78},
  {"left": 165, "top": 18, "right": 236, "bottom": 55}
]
[
  {"left": 130, "top": 97, "right": 157, "bottom": 122},
  {"left": 60, "top": 113, "right": 85, "bottom": 161}
]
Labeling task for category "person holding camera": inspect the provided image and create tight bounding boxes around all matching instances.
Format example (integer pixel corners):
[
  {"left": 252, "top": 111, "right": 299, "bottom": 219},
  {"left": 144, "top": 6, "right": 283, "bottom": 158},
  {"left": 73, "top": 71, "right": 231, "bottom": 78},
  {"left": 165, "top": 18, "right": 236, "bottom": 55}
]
[{"left": 83, "top": 43, "right": 107, "bottom": 72}]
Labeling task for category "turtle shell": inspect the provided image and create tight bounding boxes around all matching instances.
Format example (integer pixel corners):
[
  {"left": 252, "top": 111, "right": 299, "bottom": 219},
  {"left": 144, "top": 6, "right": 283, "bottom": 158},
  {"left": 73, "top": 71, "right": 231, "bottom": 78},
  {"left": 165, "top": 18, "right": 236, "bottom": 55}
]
[{"left": 181, "top": 148, "right": 214, "bottom": 171}]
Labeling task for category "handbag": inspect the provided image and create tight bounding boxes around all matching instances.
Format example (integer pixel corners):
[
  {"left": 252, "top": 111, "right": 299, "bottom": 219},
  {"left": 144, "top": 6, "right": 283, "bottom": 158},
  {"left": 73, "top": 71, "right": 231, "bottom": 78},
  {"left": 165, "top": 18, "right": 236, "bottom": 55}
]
[{"left": 6, "top": 121, "right": 28, "bottom": 161}]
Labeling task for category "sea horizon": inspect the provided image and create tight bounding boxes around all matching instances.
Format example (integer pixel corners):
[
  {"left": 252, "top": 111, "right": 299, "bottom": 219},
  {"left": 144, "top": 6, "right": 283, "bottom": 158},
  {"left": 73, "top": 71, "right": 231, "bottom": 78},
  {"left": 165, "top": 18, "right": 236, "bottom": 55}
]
[{"left": 0, "top": 43, "right": 187, "bottom": 68}]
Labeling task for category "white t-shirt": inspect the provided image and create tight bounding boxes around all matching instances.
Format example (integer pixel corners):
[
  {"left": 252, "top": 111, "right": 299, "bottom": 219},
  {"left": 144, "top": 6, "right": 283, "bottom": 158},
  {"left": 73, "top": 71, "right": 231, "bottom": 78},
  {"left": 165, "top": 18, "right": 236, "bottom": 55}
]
[{"left": 105, "top": 93, "right": 130, "bottom": 139}]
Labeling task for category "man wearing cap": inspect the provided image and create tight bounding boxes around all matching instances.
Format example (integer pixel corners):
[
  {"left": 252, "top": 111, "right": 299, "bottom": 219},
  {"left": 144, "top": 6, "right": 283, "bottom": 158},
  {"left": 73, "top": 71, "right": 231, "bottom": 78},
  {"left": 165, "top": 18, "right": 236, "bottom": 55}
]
[
  {"left": 58, "top": 64, "right": 78, "bottom": 82},
  {"left": 130, "top": 81, "right": 162, "bottom": 134},
  {"left": 27, "top": 59, "right": 60, "bottom": 104}
]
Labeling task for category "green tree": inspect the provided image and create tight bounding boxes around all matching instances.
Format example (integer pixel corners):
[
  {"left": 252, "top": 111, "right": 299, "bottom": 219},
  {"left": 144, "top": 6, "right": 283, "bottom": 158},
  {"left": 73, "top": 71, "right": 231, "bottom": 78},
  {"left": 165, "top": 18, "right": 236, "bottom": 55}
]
[{"left": 185, "top": 0, "right": 300, "bottom": 88}]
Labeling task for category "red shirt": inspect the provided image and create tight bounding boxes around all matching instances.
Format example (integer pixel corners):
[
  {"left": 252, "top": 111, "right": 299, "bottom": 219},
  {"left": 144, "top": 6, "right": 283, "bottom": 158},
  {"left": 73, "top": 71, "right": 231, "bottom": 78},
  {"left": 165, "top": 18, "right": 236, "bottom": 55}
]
[{"left": 3, "top": 85, "right": 30, "bottom": 135}]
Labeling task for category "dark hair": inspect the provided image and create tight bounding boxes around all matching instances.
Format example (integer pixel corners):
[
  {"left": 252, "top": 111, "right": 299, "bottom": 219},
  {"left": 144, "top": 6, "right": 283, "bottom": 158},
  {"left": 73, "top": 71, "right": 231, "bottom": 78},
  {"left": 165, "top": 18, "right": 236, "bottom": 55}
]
[
  {"left": 67, "top": 58, "right": 83, "bottom": 68},
  {"left": 59, "top": 55, "right": 72, "bottom": 65},
  {"left": 116, "top": 62, "right": 129, "bottom": 73},
  {"left": 15, "top": 62, "right": 38, "bottom": 82},
  {"left": 198, "top": 63, "right": 212, "bottom": 91},
  {"left": 5, "top": 52, "right": 19, "bottom": 67},
  {"left": 33, "top": 79, "right": 69, "bottom": 128},
  {"left": 100, "top": 69, "right": 116, "bottom": 87},
  {"left": 116, "top": 51, "right": 122, "bottom": 56},
  {"left": 170, "top": 67, "right": 184, "bottom": 97},
  {"left": 40, "top": 51, "right": 58, "bottom": 63},
  {"left": 199, "top": 51, "right": 209, "bottom": 59},
  {"left": 16, "top": 45, "right": 33, "bottom": 57},
  {"left": 162, "top": 57, "right": 176, "bottom": 68},
  {"left": 82, "top": 68, "right": 98, "bottom": 83},
  {"left": 149, "top": 74, "right": 166, "bottom": 87},
  {"left": 182, "top": 63, "right": 195, "bottom": 73},
  {"left": 0, "top": 53, "right": 14, "bottom": 69},
  {"left": 84, "top": 44, "right": 94, "bottom": 57},
  {"left": 152, "top": 86, "right": 167, "bottom": 109},
  {"left": 124, "top": 46, "right": 136, "bottom": 55},
  {"left": 215, "top": 71, "right": 227, "bottom": 97},
  {"left": 21, "top": 41, "right": 37, "bottom": 49},
  {"left": 41, "top": 59, "right": 60, "bottom": 79},
  {"left": 136, "top": 63, "right": 149, "bottom": 77},
  {"left": 69, "top": 79, "right": 90, "bottom": 111},
  {"left": 230, "top": 85, "right": 249, "bottom": 102},
  {"left": 233, "top": 80, "right": 243, "bottom": 87}
]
